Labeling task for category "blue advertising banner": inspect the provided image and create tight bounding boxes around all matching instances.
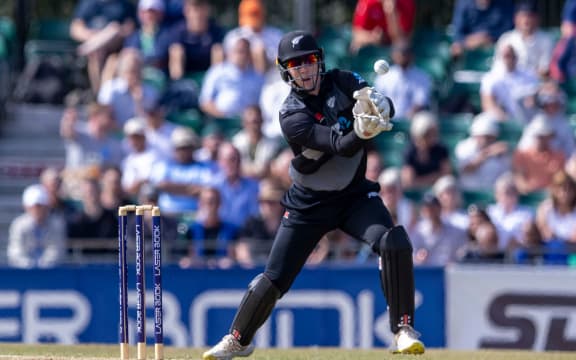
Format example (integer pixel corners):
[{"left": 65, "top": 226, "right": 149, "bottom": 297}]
[{"left": 0, "top": 265, "right": 444, "bottom": 348}]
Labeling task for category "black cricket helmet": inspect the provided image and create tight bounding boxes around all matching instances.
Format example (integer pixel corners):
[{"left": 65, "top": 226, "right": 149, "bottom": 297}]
[{"left": 276, "top": 30, "right": 325, "bottom": 91}]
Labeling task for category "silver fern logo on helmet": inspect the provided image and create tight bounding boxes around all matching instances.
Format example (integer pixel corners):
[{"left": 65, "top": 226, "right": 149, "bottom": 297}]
[{"left": 291, "top": 35, "right": 304, "bottom": 48}]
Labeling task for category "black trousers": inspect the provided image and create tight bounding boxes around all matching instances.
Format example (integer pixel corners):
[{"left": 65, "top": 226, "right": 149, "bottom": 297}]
[{"left": 264, "top": 193, "right": 394, "bottom": 294}]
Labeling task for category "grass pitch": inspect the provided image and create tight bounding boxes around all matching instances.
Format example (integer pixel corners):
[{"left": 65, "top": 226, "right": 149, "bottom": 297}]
[{"left": 0, "top": 344, "right": 574, "bottom": 360}]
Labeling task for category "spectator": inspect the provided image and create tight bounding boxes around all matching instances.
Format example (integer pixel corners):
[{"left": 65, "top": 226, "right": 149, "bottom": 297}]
[
  {"left": 39, "top": 167, "right": 78, "bottom": 222},
  {"left": 166, "top": 0, "right": 225, "bottom": 80},
  {"left": 235, "top": 178, "right": 284, "bottom": 267},
  {"left": 121, "top": 117, "right": 161, "bottom": 197},
  {"left": 410, "top": 193, "right": 467, "bottom": 266},
  {"left": 535, "top": 171, "right": 576, "bottom": 243},
  {"left": 432, "top": 175, "right": 469, "bottom": 231},
  {"left": 70, "top": 0, "right": 137, "bottom": 93},
  {"left": 511, "top": 219, "right": 545, "bottom": 264},
  {"left": 512, "top": 115, "right": 566, "bottom": 194},
  {"left": 550, "top": 35, "right": 576, "bottom": 83},
  {"left": 517, "top": 81, "right": 574, "bottom": 158},
  {"left": 199, "top": 37, "right": 265, "bottom": 119},
  {"left": 561, "top": 0, "right": 576, "bottom": 38},
  {"left": 141, "top": 102, "right": 177, "bottom": 161},
  {"left": 60, "top": 102, "right": 123, "bottom": 173},
  {"left": 67, "top": 177, "right": 118, "bottom": 240},
  {"left": 223, "top": 0, "right": 284, "bottom": 73},
  {"left": 460, "top": 204, "right": 506, "bottom": 263},
  {"left": 124, "top": 0, "right": 171, "bottom": 72},
  {"left": 373, "top": 41, "right": 432, "bottom": 120},
  {"left": 378, "top": 168, "right": 417, "bottom": 231},
  {"left": 179, "top": 187, "right": 237, "bottom": 269},
  {"left": 487, "top": 173, "right": 533, "bottom": 250},
  {"left": 455, "top": 112, "right": 511, "bottom": 191},
  {"left": 480, "top": 43, "right": 539, "bottom": 122},
  {"left": 215, "top": 143, "right": 260, "bottom": 228},
  {"left": 7, "top": 184, "right": 67, "bottom": 269},
  {"left": 98, "top": 48, "right": 161, "bottom": 126},
  {"left": 259, "top": 71, "right": 291, "bottom": 139},
  {"left": 100, "top": 167, "right": 132, "bottom": 211},
  {"left": 365, "top": 151, "right": 384, "bottom": 182},
  {"left": 350, "top": 0, "right": 416, "bottom": 53},
  {"left": 232, "top": 105, "right": 281, "bottom": 179},
  {"left": 269, "top": 148, "right": 293, "bottom": 190},
  {"left": 401, "top": 111, "right": 452, "bottom": 189},
  {"left": 150, "top": 126, "right": 216, "bottom": 215},
  {"left": 194, "top": 123, "right": 225, "bottom": 163},
  {"left": 495, "top": 1, "right": 554, "bottom": 79},
  {"left": 450, "top": 0, "right": 514, "bottom": 58}
]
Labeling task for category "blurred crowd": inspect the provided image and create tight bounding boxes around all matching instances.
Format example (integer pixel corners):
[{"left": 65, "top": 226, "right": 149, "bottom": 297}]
[{"left": 6, "top": 0, "right": 576, "bottom": 269}]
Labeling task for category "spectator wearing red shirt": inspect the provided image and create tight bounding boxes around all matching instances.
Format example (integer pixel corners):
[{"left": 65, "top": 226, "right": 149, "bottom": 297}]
[{"left": 350, "top": 0, "right": 416, "bottom": 53}]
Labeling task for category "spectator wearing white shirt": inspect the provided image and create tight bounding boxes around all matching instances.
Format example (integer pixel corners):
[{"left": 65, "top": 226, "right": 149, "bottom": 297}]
[
  {"left": 487, "top": 172, "right": 533, "bottom": 250},
  {"left": 433, "top": 175, "right": 469, "bottom": 232},
  {"left": 8, "top": 185, "right": 67, "bottom": 269},
  {"left": 378, "top": 168, "right": 417, "bottom": 232},
  {"left": 199, "top": 37, "right": 265, "bottom": 119},
  {"left": 141, "top": 102, "right": 177, "bottom": 161},
  {"left": 455, "top": 112, "right": 511, "bottom": 191},
  {"left": 223, "top": 0, "right": 283, "bottom": 73},
  {"left": 496, "top": 2, "right": 554, "bottom": 78},
  {"left": 517, "top": 81, "right": 575, "bottom": 158},
  {"left": 480, "top": 43, "right": 540, "bottom": 122},
  {"left": 232, "top": 105, "right": 281, "bottom": 179},
  {"left": 374, "top": 41, "right": 432, "bottom": 120},
  {"left": 121, "top": 117, "right": 161, "bottom": 197}
]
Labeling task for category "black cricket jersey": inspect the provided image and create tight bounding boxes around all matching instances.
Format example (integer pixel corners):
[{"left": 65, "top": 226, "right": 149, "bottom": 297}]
[{"left": 279, "top": 69, "right": 380, "bottom": 211}]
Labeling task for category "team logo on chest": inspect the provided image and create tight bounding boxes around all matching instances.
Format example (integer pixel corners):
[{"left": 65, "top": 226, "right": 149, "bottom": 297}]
[{"left": 326, "top": 96, "right": 335, "bottom": 109}]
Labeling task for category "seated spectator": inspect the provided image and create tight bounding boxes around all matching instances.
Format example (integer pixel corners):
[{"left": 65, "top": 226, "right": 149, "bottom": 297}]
[
  {"left": 39, "top": 167, "right": 79, "bottom": 222},
  {"left": 124, "top": 0, "right": 171, "bottom": 72},
  {"left": 121, "top": 117, "right": 161, "bottom": 197},
  {"left": 232, "top": 105, "right": 281, "bottom": 179},
  {"left": 67, "top": 177, "right": 118, "bottom": 240},
  {"left": 561, "top": 0, "right": 576, "bottom": 38},
  {"left": 517, "top": 81, "right": 574, "bottom": 158},
  {"left": 512, "top": 115, "right": 566, "bottom": 194},
  {"left": 194, "top": 123, "right": 225, "bottom": 162},
  {"left": 141, "top": 101, "right": 177, "bottom": 161},
  {"left": 98, "top": 48, "right": 161, "bottom": 126},
  {"left": 374, "top": 41, "right": 432, "bottom": 119},
  {"left": 199, "top": 37, "right": 264, "bottom": 119},
  {"left": 511, "top": 219, "right": 545, "bottom": 264},
  {"left": 535, "top": 171, "right": 576, "bottom": 243},
  {"left": 450, "top": 0, "right": 514, "bottom": 58},
  {"left": 460, "top": 204, "right": 506, "bottom": 263},
  {"left": 480, "top": 43, "right": 540, "bottom": 122},
  {"left": 259, "top": 70, "right": 291, "bottom": 139},
  {"left": 401, "top": 111, "right": 452, "bottom": 189},
  {"left": 487, "top": 172, "right": 533, "bottom": 250},
  {"left": 455, "top": 112, "right": 511, "bottom": 191},
  {"left": 410, "top": 193, "right": 467, "bottom": 266},
  {"left": 223, "top": 0, "right": 283, "bottom": 73},
  {"left": 365, "top": 151, "right": 384, "bottom": 182},
  {"left": 150, "top": 126, "right": 217, "bottom": 215},
  {"left": 350, "top": 0, "right": 416, "bottom": 53},
  {"left": 167, "top": 0, "right": 225, "bottom": 80},
  {"left": 269, "top": 148, "right": 293, "bottom": 190},
  {"left": 100, "top": 167, "right": 132, "bottom": 211},
  {"left": 433, "top": 175, "right": 469, "bottom": 231},
  {"left": 60, "top": 102, "right": 123, "bottom": 174},
  {"left": 7, "top": 185, "right": 67, "bottom": 268},
  {"left": 549, "top": 36, "right": 576, "bottom": 83},
  {"left": 235, "top": 178, "right": 284, "bottom": 267},
  {"left": 179, "top": 187, "right": 238, "bottom": 269},
  {"left": 378, "top": 168, "right": 417, "bottom": 231},
  {"left": 214, "top": 142, "right": 260, "bottom": 228},
  {"left": 496, "top": 1, "right": 554, "bottom": 79},
  {"left": 70, "top": 0, "right": 137, "bottom": 92}
]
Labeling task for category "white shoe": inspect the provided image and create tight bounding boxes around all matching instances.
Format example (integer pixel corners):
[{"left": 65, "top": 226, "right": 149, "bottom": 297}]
[
  {"left": 202, "top": 334, "right": 255, "bottom": 360},
  {"left": 393, "top": 325, "right": 425, "bottom": 354}
]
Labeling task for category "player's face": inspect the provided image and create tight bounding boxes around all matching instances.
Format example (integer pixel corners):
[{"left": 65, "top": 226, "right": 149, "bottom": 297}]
[{"left": 285, "top": 53, "right": 320, "bottom": 91}]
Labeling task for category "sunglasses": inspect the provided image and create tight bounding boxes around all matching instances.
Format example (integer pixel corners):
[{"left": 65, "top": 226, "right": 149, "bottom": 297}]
[{"left": 285, "top": 54, "right": 319, "bottom": 69}]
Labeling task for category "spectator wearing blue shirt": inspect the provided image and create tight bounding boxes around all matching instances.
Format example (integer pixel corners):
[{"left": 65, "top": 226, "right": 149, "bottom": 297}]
[
  {"left": 70, "top": 0, "right": 137, "bottom": 93},
  {"left": 150, "top": 126, "right": 217, "bottom": 215},
  {"left": 165, "top": 0, "right": 225, "bottom": 80},
  {"left": 124, "top": 0, "right": 172, "bottom": 72},
  {"left": 215, "top": 143, "right": 260, "bottom": 228},
  {"left": 199, "top": 37, "right": 265, "bottom": 119},
  {"left": 450, "top": 0, "right": 514, "bottom": 58},
  {"left": 562, "top": 0, "right": 576, "bottom": 38}
]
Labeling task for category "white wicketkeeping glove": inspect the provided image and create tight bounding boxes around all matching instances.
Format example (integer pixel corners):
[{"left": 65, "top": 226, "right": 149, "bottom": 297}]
[{"left": 352, "top": 87, "right": 393, "bottom": 139}]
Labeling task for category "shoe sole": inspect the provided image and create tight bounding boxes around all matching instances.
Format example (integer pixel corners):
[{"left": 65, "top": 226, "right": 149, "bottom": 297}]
[{"left": 393, "top": 341, "right": 425, "bottom": 355}]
